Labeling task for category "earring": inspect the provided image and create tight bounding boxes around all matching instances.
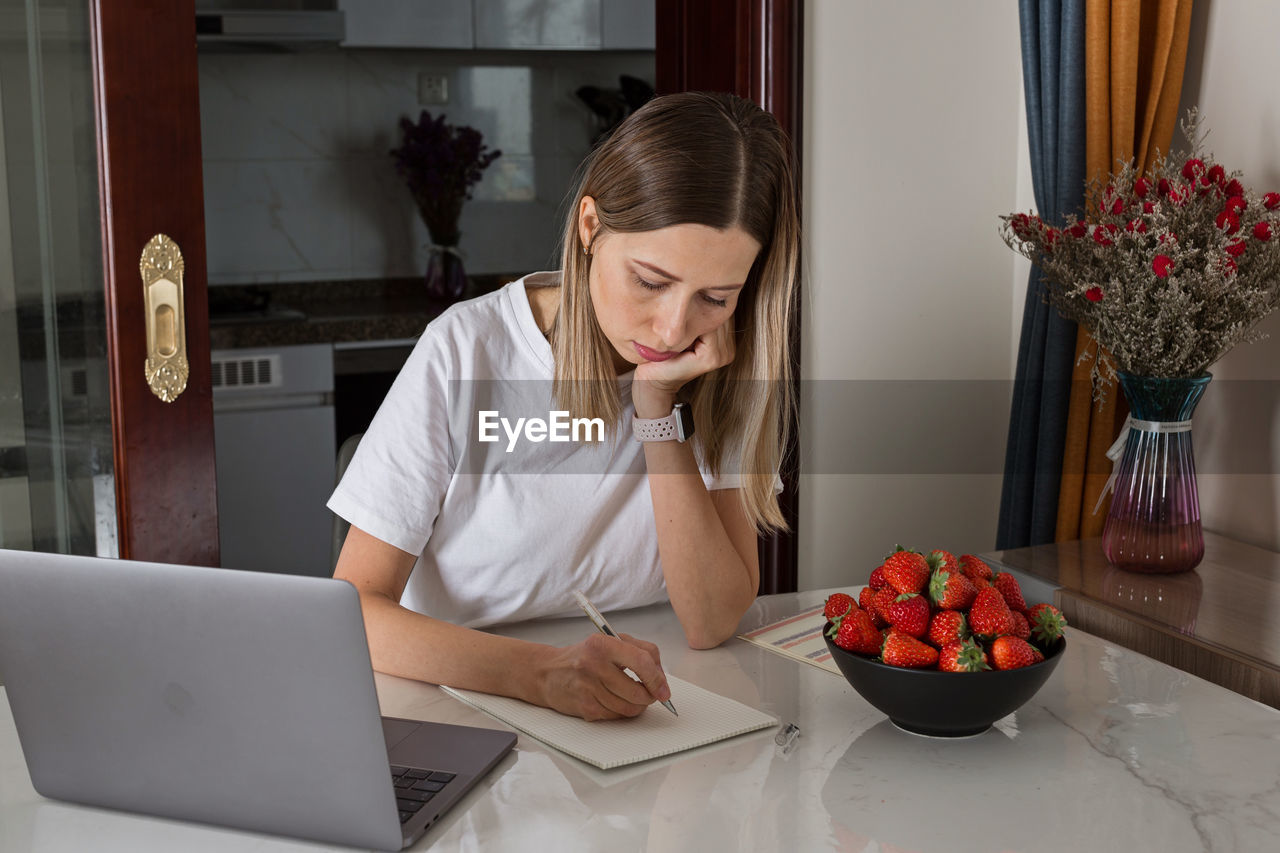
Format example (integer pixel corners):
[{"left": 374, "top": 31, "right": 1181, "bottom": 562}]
[{"left": 582, "top": 244, "right": 592, "bottom": 256}]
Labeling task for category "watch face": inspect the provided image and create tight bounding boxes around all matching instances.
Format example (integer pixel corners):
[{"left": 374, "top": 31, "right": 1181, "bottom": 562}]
[{"left": 676, "top": 403, "right": 695, "bottom": 441}]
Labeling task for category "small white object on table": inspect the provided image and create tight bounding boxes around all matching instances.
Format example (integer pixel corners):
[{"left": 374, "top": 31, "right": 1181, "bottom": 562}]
[{"left": 2, "top": 590, "right": 1279, "bottom": 851}]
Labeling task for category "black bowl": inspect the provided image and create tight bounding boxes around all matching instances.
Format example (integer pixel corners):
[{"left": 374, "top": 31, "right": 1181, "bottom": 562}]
[{"left": 823, "top": 624, "right": 1065, "bottom": 737}]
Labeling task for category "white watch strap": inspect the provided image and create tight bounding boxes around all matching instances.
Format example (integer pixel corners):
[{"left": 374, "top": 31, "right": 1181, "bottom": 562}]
[{"left": 632, "top": 403, "right": 690, "bottom": 442}]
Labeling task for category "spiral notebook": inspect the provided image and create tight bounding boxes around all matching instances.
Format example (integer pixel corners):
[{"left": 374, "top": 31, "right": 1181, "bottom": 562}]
[{"left": 441, "top": 676, "right": 776, "bottom": 770}]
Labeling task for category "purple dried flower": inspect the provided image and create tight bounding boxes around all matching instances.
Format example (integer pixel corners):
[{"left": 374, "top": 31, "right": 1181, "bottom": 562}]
[{"left": 390, "top": 110, "right": 501, "bottom": 245}]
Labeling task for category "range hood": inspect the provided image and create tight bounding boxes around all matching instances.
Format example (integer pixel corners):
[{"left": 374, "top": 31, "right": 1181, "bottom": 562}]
[{"left": 195, "top": 6, "right": 345, "bottom": 49}]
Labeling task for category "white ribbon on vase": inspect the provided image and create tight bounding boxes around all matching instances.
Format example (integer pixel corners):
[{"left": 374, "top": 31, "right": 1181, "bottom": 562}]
[{"left": 1091, "top": 415, "right": 1195, "bottom": 516}]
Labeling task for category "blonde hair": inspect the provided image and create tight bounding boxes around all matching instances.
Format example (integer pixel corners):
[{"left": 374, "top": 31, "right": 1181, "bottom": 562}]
[{"left": 551, "top": 91, "right": 800, "bottom": 533}]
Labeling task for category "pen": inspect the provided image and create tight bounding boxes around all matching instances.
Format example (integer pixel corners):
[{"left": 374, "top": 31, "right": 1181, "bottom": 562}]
[{"left": 573, "top": 590, "right": 678, "bottom": 716}]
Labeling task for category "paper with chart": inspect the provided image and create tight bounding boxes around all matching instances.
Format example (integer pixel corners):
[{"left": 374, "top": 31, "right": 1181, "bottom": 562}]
[
  {"left": 737, "top": 605, "right": 842, "bottom": 675},
  {"left": 441, "top": 675, "right": 776, "bottom": 770}
]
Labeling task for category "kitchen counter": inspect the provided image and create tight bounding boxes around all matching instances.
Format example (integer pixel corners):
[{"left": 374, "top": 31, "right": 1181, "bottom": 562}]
[
  {"left": 3, "top": 588, "right": 1279, "bottom": 851},
  {"left": 207, "top": 275, "right": 519, "bottom": 350},
  {"left": 985, "top": 533, "right": 1280, "bottom": 709}
]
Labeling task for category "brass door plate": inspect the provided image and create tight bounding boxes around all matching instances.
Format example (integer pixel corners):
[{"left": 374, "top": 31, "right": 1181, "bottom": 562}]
[{"left": 140, "top": 234, "right": 189, "bottom": 402}]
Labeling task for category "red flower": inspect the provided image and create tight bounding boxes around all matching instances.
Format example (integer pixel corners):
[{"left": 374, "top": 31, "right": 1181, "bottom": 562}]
[
  {"left": 1068, "top": 222, "right": 1088, "bottom": 238},
  {"left": 1225, "top": 195, "right": 1247, "bottom": 212},
  {"left": 1226, "top": 240, "right": 1247, "bottom": 258},
  {"left": 1143, "top": 201, "right": 1156, "bottom": 214},
  {"left": 1153, "top": 254, "right": 1173, "bottom": 277},
  {"left": 1085, "top": 286, "right": 1104, "bottom": 302},
  {"left": 1181, "top": 158, "right": 1205, "bottom": 181},
  {"left": 1111, "top": 197, "right": 1124, "bottom": 215},
  {"left": 1158, "top": 178, "right": 1172, "bottom": 197},
  {"left": 1208, "top": 165, "right": 1226, "bottom": 185},
  {"left": 1125, "top": 220, "right": 1148, "bottom": 234},
  {"left": 1133, "top": 177, "right": 1151, "bottom": 198},
  {"left": 1225, "top": 178, "right": 1245, "bottom": 197},
  {"left": 1215, "top": 209, "right": 1241, "bottom": 234},
  {"left": 1093, "top": 227, "right": 1113, "bottom": 247},
  {"left": 1264, "top": 192, "right": 1280, "bottom": 210},
  {"left": 1224, "top": 258, "right": 1238, "bottom": 277},
  {"left": 1255, "top": 221, "right": 1273, "bottom": 242}
]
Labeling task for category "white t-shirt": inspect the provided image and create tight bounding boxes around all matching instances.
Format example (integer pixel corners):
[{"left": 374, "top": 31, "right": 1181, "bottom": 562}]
[{"left": 327, "top": 272, "right": 749, "bottom": 628}]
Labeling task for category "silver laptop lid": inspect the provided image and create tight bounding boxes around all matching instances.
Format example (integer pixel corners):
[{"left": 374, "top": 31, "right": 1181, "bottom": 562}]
[{"left": 0, "top": 550, "right": 404, "bottom": 851}]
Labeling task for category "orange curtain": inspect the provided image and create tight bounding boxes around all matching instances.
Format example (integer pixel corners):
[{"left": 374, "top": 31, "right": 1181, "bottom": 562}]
[{"left": 1055, "top": 0, "right": 1194, "bottom": 540}]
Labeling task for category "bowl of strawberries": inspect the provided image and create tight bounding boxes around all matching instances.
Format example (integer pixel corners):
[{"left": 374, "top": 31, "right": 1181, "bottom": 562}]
[{"left": 822, "top": 548, "right": 1067, "bottom": 737}]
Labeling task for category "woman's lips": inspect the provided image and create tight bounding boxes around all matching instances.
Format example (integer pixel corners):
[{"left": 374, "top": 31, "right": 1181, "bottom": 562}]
[{"left": 633, "top": 342, "right": 678, "bottom": 362}]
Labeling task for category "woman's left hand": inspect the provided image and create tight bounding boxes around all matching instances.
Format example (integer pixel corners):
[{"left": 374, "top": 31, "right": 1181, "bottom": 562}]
[{"left": 632, "top": 319, "right": 735, "bottom": 418}]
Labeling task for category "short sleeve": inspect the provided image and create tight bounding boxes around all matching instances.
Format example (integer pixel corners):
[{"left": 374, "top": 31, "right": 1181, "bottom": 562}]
[
  {"left": 326, "top": 328, "right": 457, "bottom": 555},
  {"left": 697, "top": 439, "right": 784, "bottom": 494}
]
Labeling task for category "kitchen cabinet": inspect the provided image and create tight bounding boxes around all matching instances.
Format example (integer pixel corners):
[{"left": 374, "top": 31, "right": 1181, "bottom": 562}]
[
  {"left": 474, "top": 0, "right": 601, "bottom": 49},
  {"left": 338, "top": 0, "right": 472, "bottom": 49},
  {"left": 338, "top": 0, "right": 654, "bottom": 50}
]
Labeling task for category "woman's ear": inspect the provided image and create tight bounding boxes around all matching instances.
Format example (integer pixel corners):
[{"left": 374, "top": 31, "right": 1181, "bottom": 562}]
[{"left": 578, "top": 196, "right": 599, "bottom": 250}]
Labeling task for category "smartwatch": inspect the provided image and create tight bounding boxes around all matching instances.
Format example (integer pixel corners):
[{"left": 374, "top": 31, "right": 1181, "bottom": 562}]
[{"left": 632, "top": 402, "right": 695, "bottom": 443}]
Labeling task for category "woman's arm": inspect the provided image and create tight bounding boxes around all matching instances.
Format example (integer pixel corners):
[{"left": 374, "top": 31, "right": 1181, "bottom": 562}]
[
  {"left": 640, "top": 436, "right": 760, "bottom": 650},
  {"left": 333, "top": 526, "right": 673, "bottom": 721}
]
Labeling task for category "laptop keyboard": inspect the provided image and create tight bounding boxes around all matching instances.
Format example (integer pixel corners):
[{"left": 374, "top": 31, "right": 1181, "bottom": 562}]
[{"left": 390, "top": 765, "right": 457, "bottom": 824}]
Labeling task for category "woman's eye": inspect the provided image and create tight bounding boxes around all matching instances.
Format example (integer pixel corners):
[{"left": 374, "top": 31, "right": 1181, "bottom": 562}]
[
  {"left": 632, "top": 275, "right": 664, "bottom": 292},
  {"left": 702, "top": 294, "right": 728, "bottom": 308}
]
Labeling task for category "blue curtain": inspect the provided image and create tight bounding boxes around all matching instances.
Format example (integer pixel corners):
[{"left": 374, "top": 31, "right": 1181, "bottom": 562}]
[{"left": 996, "top": 0, "right": 1087, "bottom": 550}]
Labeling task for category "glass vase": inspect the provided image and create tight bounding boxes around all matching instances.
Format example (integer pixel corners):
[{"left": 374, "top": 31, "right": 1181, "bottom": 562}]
[
  {"left": 424, "top": 244, "right": 467, "bottom": 301},
  {"left": 1101, "top": 372, "right": 1212, "bottom": 574}
]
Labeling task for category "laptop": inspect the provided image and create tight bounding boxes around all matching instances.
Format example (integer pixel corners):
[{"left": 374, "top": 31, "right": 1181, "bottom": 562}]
[{"left": 0, "top": 549, "right": 517, "bottom": 851}]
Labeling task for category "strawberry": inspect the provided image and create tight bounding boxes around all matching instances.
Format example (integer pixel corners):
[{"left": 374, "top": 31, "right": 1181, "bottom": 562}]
[
  {"left": 871, "top": 587, "right": 898, "bottom": 626},
  {"left": 990, "top": 636, "right": 1042, "bottom": 670},
  {"left": 992, "top": 572, "right": 1028, "bottom": 612},
  {"left": 830, "top": 607, "right": 881, "bottom": 655},
  {"left": 868, "top": 566, "right": 887, "bottom": 590},
  {"left": 881, "top": 547, "right": 929, "bottom": 595},
  {"left": 886, "top": 593, "right": 930, "bottom": 638},
  {"left": 970, "top": 575, "right": 992, "bottom": 590},
  {"left": 938, "top": 638, "right": 991, "bottom": 673},
  {"left": 958, "top": 554, "right": 994, "bottom": 583},
  {"left": 881, "top": 630, "right": 939, "bottom": 669},
  {"left": 926, "top": 609, "right": 969, "bottom": 648},
  {"left": 858, "top": 586, "right": 881, "bottom": 622},
  {"left": 969, "top": 587, "right": 1015, "bottom": 640},
  {"left": 928, "top": 566, "right": 978, "bottom": 611},
  {"left": 926, "top": 549, "right": 961, "bottom": 575},
  {"left": 1010, "top": 609, "right": 1032, "bottom": 641},
  {"left": 824, "top": 592, "right": 855, "bottom": 621},
  {"left": 1027, "top": 603, "right": 1068, "bottom": 646}
]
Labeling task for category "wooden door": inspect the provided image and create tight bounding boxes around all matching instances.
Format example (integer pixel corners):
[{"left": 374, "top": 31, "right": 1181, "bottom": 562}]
[
  {"left": 656, "top": 0, "right": 803, "bottom": 594},
  {"left": 92, "top": 0, "right": 218, "bottom": 565}
]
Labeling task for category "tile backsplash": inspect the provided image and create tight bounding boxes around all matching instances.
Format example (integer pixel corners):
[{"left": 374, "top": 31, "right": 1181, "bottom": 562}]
[{"left": 198, "top": 48, "right": 653, "bottom": 285}]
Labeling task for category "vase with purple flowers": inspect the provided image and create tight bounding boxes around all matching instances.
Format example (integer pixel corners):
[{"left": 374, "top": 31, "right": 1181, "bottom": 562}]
[{"left": 390, "top": 111, "right": 500, "bottom": 301}]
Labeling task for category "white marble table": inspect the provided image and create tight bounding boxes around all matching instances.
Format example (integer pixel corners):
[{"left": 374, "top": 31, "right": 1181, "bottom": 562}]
[{"left": 3, "top": 589, "right": 1279, "bottom": 852}]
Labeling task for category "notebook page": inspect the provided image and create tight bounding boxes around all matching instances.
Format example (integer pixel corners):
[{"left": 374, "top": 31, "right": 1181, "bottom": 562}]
[{"left": 441, "top": 675, "right": 776, "bottom": 770}]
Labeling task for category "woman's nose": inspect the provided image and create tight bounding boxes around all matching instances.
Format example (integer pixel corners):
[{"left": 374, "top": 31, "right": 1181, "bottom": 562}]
[{"left": 652, "top": 297, "right": 690, "bottom": 348}]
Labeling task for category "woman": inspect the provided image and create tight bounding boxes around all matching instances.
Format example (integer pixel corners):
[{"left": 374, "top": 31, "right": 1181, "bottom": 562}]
[{"left": 330, "top": 91, "right": 799, "bottom": 722}]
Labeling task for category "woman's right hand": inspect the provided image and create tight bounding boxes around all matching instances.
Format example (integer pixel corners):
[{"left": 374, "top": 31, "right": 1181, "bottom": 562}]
[{"left": 534, "top": 632, "right": 673, "bottom": 721}]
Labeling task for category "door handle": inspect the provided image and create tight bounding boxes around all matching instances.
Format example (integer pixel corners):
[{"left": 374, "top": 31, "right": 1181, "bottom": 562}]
[{"left": 139, "top": 234, "right": 189, "bottom": 402}]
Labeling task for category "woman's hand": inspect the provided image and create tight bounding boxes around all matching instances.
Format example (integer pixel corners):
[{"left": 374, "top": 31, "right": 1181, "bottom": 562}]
[
  {"left": 533, "top": 632, "right": 672, "bottom": 721},
  {"left": 632, "top": 318, "right": 735, "bottom": 418}
]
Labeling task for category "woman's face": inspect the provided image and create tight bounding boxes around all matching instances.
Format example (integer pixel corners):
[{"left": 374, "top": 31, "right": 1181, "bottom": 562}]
[{"left": 579, "top": 197, "right": 761, "bottom": 374}]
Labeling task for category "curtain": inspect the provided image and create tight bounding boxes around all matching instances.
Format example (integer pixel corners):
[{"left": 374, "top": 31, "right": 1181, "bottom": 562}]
[
  {"left": 1054, "top": 0, "right": 1194, "bottom": 540},
  {"left": 997, "top": 0, "right": 1088, "bottom": 550}
]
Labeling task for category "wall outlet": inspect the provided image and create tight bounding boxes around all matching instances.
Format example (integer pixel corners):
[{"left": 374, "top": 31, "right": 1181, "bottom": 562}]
[{"left": 417, "top": 73, "right": 449, "bottom": 106}]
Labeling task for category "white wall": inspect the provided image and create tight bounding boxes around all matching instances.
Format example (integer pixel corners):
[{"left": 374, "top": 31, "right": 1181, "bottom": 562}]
[
  {"left": 800, "top": 0, "right": 1025, "bottom": 589},
  {"left": 1178, "top": 0, "right": 1280, "bottom": 552}
]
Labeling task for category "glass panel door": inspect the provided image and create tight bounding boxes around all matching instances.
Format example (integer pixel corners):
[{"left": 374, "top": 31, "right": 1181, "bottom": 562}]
[{"left": 0, "top": 0, "right": 115, "bottom": 555}]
